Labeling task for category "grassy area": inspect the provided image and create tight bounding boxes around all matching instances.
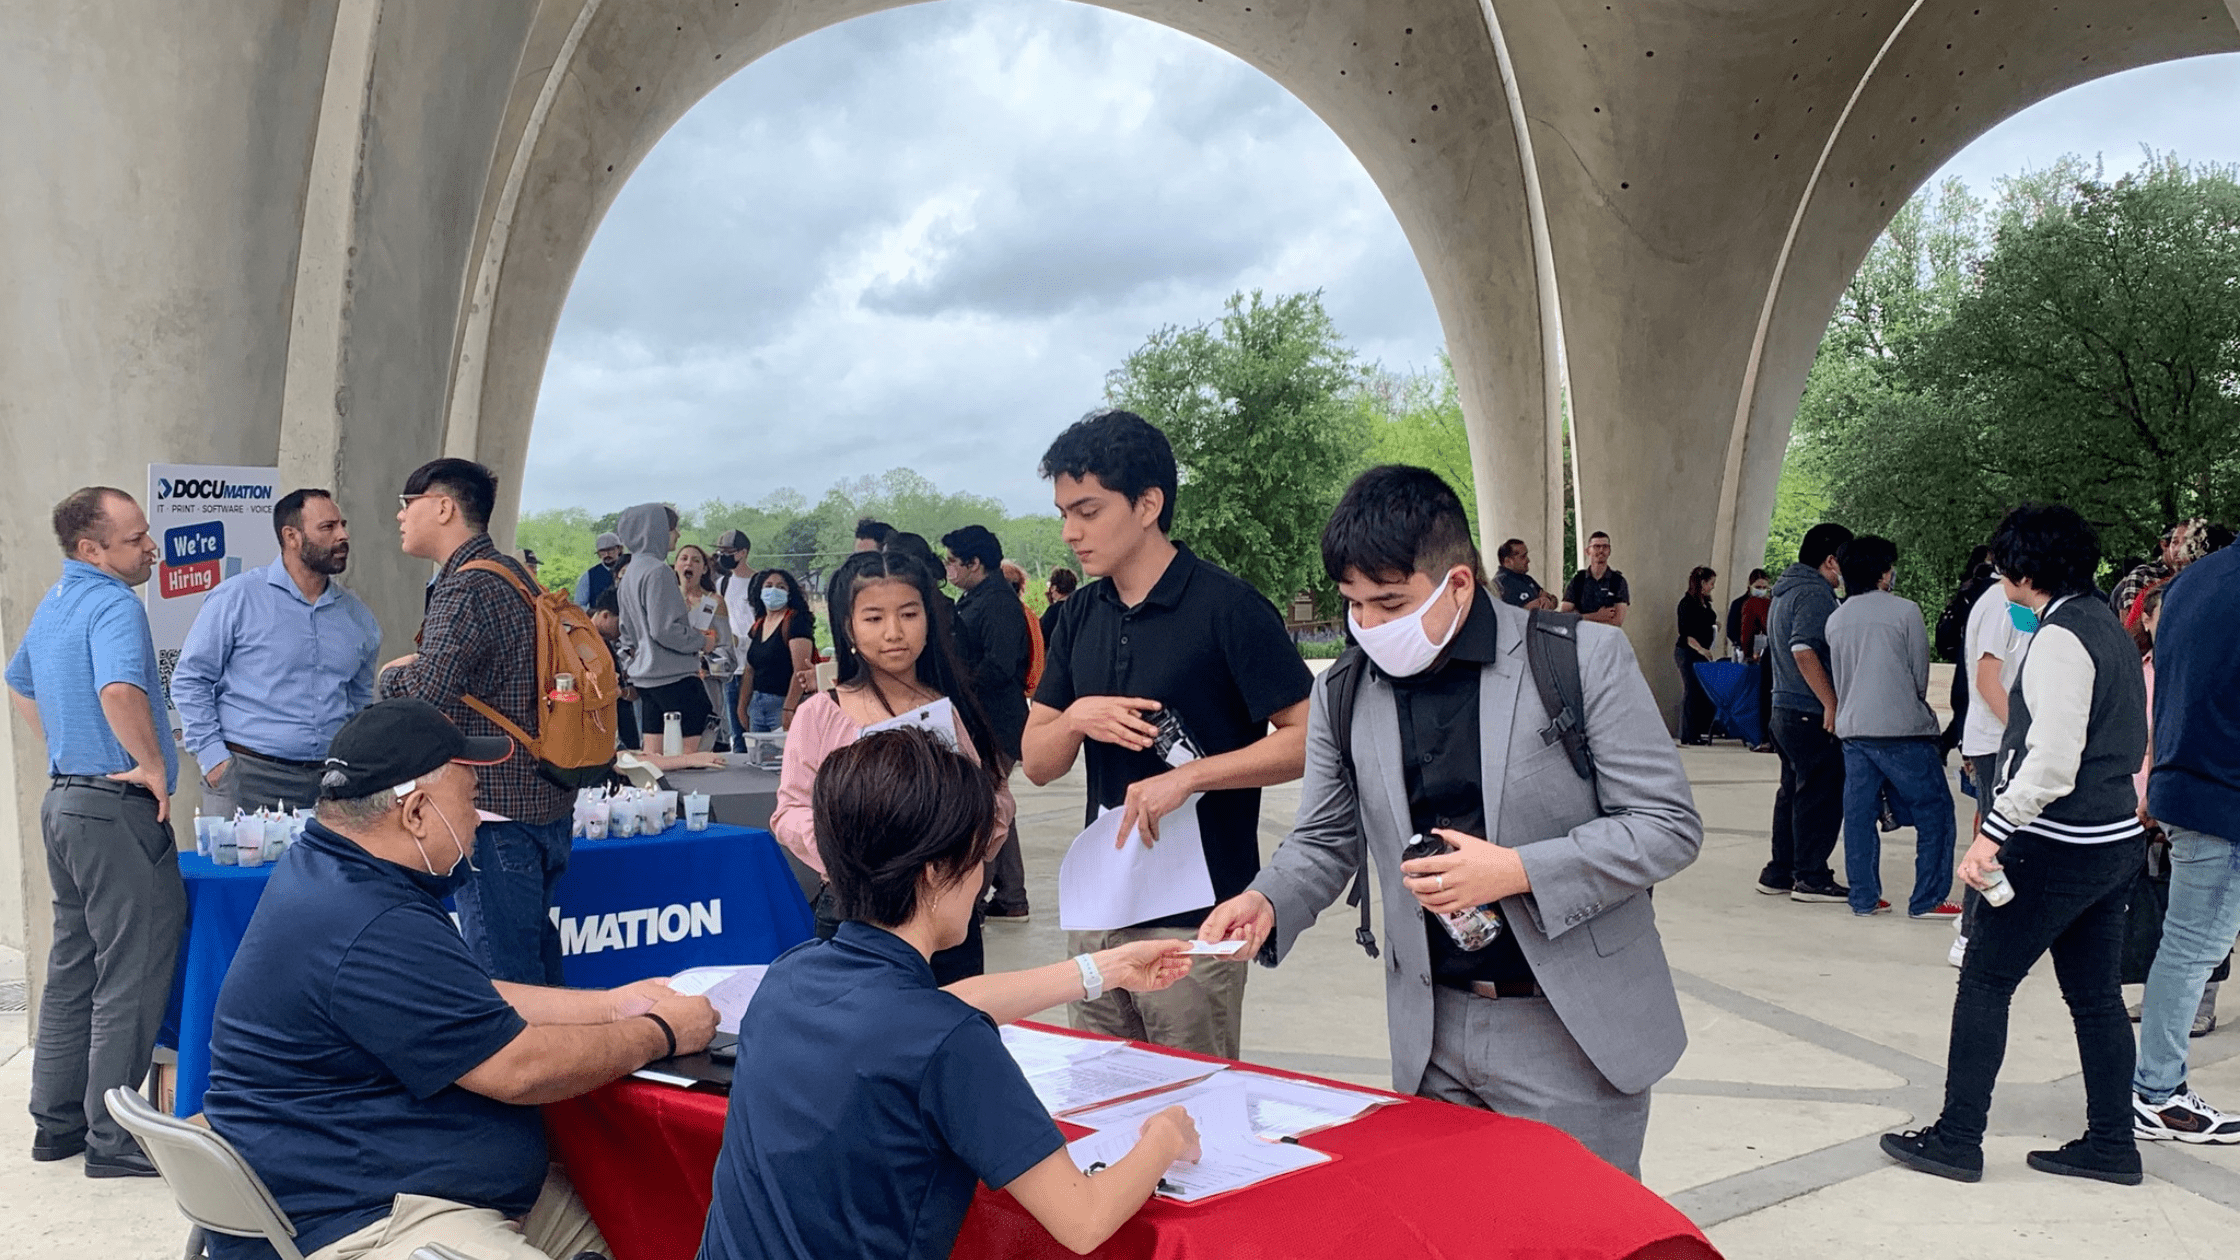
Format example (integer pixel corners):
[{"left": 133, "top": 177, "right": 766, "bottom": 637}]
[{"left": 1298, "top": 639, "right": 1346, "bottom": 659}]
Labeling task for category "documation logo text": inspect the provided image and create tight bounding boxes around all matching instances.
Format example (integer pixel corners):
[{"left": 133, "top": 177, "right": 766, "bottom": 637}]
[
  {"left": 550, "top": 899, "right": 722, "bottom": 956},
  {"left": 156, "top": 478, "right": 275, "bottom": 502}
]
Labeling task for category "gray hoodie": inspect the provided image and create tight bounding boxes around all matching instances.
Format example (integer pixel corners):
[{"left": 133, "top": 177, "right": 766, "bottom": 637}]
[
  {"left": 1766, "top": 561, "right": 1840, "bottom": 715},
  {"left": 614, "top": 503, "right": 700, "bottom": 689}
]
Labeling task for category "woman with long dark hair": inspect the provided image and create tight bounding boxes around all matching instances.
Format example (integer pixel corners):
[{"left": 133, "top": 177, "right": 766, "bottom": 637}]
[
  {"left": 1674, "top": 565, "right": 1719, "bottom": 745},
  {"left": 739, "top": 567, "right": 816, "bottom": 733},
  {"left": 770, "top": 549, "right": 1008, "bottom": 982}
]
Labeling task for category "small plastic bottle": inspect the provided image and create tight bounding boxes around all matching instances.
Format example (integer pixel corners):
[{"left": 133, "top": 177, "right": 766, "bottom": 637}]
[{"left": 1401, "top": 833, "right": 1505, "bottom": 951}]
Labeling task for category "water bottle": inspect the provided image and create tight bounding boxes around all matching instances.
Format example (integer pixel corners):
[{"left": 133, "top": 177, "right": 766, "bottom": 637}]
[
  {"left": 663, "top": 711, "right": 684, "bottom": 753},
  {"left": 1980, "top": 867, "right": 2015, "bottom": 907},
  {"left": 1401, "top": 833, "right": 1504, "bottom": 951}
]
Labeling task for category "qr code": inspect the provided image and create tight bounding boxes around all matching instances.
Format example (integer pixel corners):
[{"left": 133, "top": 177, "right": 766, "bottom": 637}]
[{"left": 158, "top": 648, "right": 180, "bottom": 707}]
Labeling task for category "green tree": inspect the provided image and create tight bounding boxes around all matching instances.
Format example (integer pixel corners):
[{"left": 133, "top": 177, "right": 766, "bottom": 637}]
[
  {"left": 1106, "top": 290, "right": 1367, "bottom": 604},
  {"left": 1352, "top": 354, "right": 1479, "bottom": 536}
]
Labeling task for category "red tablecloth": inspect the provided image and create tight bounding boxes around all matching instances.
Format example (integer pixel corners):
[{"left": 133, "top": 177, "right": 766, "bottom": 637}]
[{"left": 546, "top": 1028, "right": 1720, "bottom": 1260}]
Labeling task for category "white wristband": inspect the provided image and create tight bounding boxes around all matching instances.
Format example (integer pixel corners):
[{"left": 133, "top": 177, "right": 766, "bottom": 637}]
[{"left": 1073, "top": 952, "right": 1104, "bottom": 1002}]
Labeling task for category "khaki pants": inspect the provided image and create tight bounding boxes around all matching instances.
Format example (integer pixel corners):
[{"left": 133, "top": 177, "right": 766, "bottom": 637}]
[
  {"left": 1066, "top": 926, "right": 1247, "bottom": 1058},
  {"left": 309, "top": 1166, "right": 607, "bottom": 1260}
]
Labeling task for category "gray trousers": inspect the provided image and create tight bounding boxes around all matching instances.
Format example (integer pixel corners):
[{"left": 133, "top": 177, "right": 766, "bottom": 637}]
[
  {"left": 203, "top": 748, "right": 327, "bottom": 816},
  {"left": 31, "top": 780, "right": 187, "bottom": 1159},
  {"left": 1421, "top": 985, "right": 1652, "bottom": 1177}
]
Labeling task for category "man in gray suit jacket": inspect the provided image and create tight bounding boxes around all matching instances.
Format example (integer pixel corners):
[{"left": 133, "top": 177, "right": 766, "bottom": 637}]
[{"left": 1200, "top": 466, "right": 1702, "bottom": 1174}]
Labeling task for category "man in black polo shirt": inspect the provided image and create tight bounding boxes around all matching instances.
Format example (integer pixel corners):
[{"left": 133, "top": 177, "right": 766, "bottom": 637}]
[
  {"left": 1560, "top": 530, "right": 1630, "bottom": 627},
  {"left": 1024, "top": 410, "right": 1314, "bottom": 1058},
  {"left": 1493, "top": 537, "right": 1557, "bottom": 610},
  {"left": 202, "top": 699, "right": 715, "bottom": 1260},
  {"left": 942, "top": 523, "right": 1035, "bottom": 921}
]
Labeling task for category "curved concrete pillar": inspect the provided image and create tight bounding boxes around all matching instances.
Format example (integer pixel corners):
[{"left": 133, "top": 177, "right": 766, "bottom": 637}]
[{"left": 446, "top": 0, "right": 1563, "bottom": 572}]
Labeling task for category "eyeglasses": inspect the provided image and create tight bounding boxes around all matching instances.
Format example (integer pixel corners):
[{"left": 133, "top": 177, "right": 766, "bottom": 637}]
[{"left": 398, "top": 492, "right": 437, "bottom": 510}]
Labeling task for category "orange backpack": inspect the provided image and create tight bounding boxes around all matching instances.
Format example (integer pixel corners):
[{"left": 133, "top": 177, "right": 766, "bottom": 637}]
[{"left": 459, "top": 559, "right": 620, "bottom": 787}]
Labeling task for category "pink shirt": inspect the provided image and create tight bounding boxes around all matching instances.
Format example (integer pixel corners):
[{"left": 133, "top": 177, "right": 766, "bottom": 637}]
[{"left": 770, "top": 689, "right": 1016, "bottom": 876}]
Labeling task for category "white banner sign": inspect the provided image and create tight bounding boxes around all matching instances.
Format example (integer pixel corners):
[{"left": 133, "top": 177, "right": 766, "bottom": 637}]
[{"left": 145, "top": 464, "right": 282, "bottom": 715}]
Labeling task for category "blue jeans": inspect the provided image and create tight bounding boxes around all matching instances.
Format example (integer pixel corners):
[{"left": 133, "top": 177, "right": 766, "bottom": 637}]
[
  {"left": 455, "top": 817, "right": 572, "bottom": 985},
  {"left": 1841, "top": 737, "right": 1955, "bottom": 916},
  {"left": 722, "top": 674, "right": 745, "bottom": 745},
  {"left": 2134, "top": 824, "right": 2240, "bottom": 1102},
  {"left": 747, "top": 690, "right": 786, "bottom": 733}
]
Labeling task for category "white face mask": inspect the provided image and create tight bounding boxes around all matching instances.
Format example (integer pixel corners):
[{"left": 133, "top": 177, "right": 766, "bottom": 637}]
[
  {"left": 1348, "top": 569, "right": 1467, "bottom": 679},
  {"left": 760, "top": 586, "right": 789, "bottom": 612},
  {"left": 410, "top": 796, "right": 479, "bottom": 877}
]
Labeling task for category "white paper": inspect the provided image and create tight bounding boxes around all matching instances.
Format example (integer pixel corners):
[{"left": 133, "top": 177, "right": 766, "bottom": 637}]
[
  {"left": 629, "top": 1068, "right": 699, "bottom": 1088},
  {"left": 1021, "top": 1044, "right": 1227, "bottom": 1116},
  {"left": 1057, "top": 796, "right": 1216, "bottom": 932},
  {"left": 1064, "top": 1121, "right": 1331, "bottom": 1203},
  {"left": 664, "top": 964, "right": 770, "bottom": 1034},
  {"left": 1068, "top": 1071, "right": 1389, "bottom": 1142},
  {"left": 1183, "top": 939, "right": 1246, "bottom": 957},
  {"left": 1001, "top": 1024, "right": 1120, "bottom": 1078},
  {"left": 857, "top": 696, "right": 959, "bottom": 749}
]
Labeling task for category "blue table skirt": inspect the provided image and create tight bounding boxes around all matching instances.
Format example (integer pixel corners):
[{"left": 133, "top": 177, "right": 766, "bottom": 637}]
[{"left": 159, "top": 821, "right": 813, "bottom": 1117}]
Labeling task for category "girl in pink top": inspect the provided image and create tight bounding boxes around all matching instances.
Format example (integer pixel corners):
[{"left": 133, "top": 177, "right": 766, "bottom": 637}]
[{"left": 772, "top": 549, "right": 1014, "bottom": 981}]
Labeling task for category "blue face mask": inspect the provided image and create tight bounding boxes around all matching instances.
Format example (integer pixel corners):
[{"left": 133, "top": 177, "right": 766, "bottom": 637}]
[{"left": 2008, "top": 602, "right": 2039, "bottom": 635}]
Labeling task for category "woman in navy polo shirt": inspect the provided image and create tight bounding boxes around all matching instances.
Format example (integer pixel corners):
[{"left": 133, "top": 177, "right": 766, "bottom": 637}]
[{"left": 700, "top": 729, "right": 1202, "bottom": 1259}]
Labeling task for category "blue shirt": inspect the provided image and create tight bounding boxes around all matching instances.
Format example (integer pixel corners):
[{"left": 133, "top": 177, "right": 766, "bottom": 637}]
[
  {"left": 170, "top": 559, "right": 383, "bottom": 768},
  {"left": 202, "top": 822, "right": 541, "bottom": 1258},
  {"left": 699, "top": 923, "right": 1064, "bottom": 1260},
  {"left": 2149, "top": 546, "right": 2240, "bottom": 836},
  {"left": 4, "top": 560, "right": 178, "bottom": 791}
]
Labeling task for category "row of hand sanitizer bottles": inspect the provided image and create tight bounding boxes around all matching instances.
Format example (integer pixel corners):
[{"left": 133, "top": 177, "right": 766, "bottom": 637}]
[
  {"left": 192, "top": 806, "right": 312, "bottom": 867},
  {"left": 571, "top": 786, "right": 701, "bottom": 840}
]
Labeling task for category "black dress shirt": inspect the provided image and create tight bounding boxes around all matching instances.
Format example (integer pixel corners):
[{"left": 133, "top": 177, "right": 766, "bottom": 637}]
[
  {"left": 1385, "top": 588, "right": 1534, "bottom": 988},
  {"left": 952, "top": 577, "right": 1031, "bottom": 761}
]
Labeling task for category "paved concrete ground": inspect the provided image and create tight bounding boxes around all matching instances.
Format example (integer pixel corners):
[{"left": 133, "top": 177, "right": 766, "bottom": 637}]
[{"left": 5, "top": 743, "right": 2238, "bottom": 1257}]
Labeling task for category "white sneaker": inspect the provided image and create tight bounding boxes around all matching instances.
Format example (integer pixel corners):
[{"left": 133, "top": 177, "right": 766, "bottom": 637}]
[
  {"left": 1948, "top": 935, "right": 1967, "bottom": 969},
  {"left": 2134, "top": 1089, "right": 2240, "bottom": 1144}
]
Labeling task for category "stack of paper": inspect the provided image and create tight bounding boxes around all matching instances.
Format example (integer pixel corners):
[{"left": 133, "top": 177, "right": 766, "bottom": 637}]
[
  {"left": 1069, "top": 1070, "right": 1391, "bottom": 1142},
  {"left": 998, "top": 1025, "right": 1227, "bottom": 1116},
  {"left": 1062, "top": 1083, "right": 1331, "bottom": 1204},
  {"left": 666, "top": 964, "right": 768, "bottom": 1034}
]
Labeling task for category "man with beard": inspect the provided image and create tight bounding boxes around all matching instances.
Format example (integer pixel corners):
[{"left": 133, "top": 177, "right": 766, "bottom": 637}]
[{"left": 174, "top": 488, "right": 384, "bottom": 813}]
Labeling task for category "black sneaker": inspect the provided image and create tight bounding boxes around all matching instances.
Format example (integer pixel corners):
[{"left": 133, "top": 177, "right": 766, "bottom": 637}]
[
  {"left": 30, "top": 1131, "right": 86, "bottom": 1162},
  {"left": 84, "top": 1147, "right": 159, "bottom": 1179},
  {"left": 1754, "top": 877, "right": 1791, "bottom": 896},
  {"left": 1791, "top": 879, "right": 1851, "bottom": 904},
  {"left": 1880, "top": 1125, "right": 1983, "bottom": 1182},
  {"left": 2025, "top": 1138, "right": 2142, "bottom": 1186},
  {"left": 984, "top": 905, "right": 1031, "bottom": 924},
  {"left": 2134, "top": 1087, "right": 2240, "bottom": 1145}
]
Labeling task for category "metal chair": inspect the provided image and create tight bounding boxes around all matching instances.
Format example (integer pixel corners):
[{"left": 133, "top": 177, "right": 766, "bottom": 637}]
[{"left": 103, "top": 1086, "right": 303, "bottom": 1259}]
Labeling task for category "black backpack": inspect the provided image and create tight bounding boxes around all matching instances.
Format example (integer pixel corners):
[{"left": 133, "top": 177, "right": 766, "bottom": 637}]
[
  {"left": 1324, "top": 609, "right": 1595, "bottom": 959},
  {"left": 1934, "top": 575, "right": 1993, "bottom": 664}
]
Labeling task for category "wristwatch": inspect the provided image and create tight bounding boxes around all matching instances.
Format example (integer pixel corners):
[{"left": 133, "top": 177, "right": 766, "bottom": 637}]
[{"left": 1073, "top": 953, "right": 1104, "bottom": 1002}]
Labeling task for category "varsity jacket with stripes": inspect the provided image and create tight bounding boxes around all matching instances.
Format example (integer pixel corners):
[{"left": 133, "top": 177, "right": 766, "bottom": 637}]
[{"left": 1985, "top": 593, "right": 2147, "bottom": 845}]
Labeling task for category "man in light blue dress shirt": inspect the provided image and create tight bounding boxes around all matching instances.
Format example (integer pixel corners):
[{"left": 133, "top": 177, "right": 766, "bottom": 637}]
[
  {"left": 6, "top": 486, "right": 186, "bottom": 1177},
  {"left": 172, "top": 488, "right": 384, "bottom": 813}
]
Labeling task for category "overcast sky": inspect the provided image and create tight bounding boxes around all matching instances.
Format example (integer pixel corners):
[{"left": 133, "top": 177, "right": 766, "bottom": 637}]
[{"left": 524, "top": 1, "right": 2240, "bottom": 516}]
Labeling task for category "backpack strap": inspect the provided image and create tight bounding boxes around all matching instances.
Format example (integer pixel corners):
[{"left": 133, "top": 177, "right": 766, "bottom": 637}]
[
  {"left": 1320, "top": 647, "right": 1379, "bottom": 959},
  {"left": 1525, "top": 610, "right": 1596, "bottom": 783},
  {"left": 456, "top": 558, "right": 545, "bottom": 751}
]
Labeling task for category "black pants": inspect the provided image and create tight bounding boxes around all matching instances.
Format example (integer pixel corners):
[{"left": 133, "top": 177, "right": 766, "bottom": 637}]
[
  {"left": 1938, "top": 833, "right": 2140, "bottom": 1152},
  {"left": 1673, "top": 646, "right": 1714, "bottom": 743},
  {"left": 1764, "top": 707, "right": 1845, "bottom": 888}
]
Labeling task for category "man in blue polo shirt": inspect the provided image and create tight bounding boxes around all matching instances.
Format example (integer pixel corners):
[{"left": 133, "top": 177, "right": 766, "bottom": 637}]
[
  {"left": 202, "top": 699, "right": 716, "bottom": 1259},
  {"left": 172, "top": 487, "right": 383, "bottom": 812},
  {"left": 6, "top": 486, "right": 184, "bottom": 1178}
]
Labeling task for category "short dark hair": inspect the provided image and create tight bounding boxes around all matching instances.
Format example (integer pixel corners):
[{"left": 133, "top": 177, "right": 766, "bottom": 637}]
[
  {"left": 814, "top": 727, "right": 998, "bottom": 928},
  {"left": 272, "top": 488, "right": 333, "bottom": 541},
  {"left": 402, "top": 458, "right": 498, "bottom": 531},
  {"left": 941, "top": 525, "right": 1003, "bottom": 573},
  {"left": 1039, "top": 409, "right": 1179, "bottom": 533},
  {"left": 1747, "top": 567, "right": 1770, "bottom": 585},
  {"left": 1496, "top": 538, "right": 1527, "bottom": 563},
  {"left": 590, "top": 588, "right": 619, "bottom": 616},
  {"left": 1837, "top": 535, "right": 1898, "bottom": 595},
  {"left": 1990, "top": 504, "right": 2100, "bottom": 598},
  {"left": 1321, "top": 465, "right": 1483, "bottom": 586},
  {"left": 854, "top": 518, "right": 895, "bottom": 546},
  {"left": 1799, "top": 522, "right": 1855, "bottom": 568},
  {"left": 52, "top": 487, "right": 130, "bottom": 555},
  {"left": 1587, "top": 531, "right": 1611, "bottom": 544},
  {"left": 1047, "top": 568, "right": 1078, "bottom": 598},
  {"left": 880, "top": 531, "right": 942, "bottom": 581}
]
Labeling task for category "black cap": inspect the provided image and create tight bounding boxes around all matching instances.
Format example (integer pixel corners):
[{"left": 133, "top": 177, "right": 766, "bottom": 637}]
[
  {"left": 320, "top": 698, "right": 513, "bottom": 800},
  {"left": 714, "top": 529, "right": 751, "bottom": 551}
]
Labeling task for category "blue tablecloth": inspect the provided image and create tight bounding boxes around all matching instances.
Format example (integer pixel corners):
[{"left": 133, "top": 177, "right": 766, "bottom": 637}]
[{"left": 158, "top": 821, "right": 813, "bottom": 1118}]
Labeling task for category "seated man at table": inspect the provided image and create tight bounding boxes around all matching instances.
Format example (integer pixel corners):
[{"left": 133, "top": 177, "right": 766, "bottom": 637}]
[
  {"left": 701, "top": 728, "right": 1200, "bottom": 1260},
  {"left": 202, "top": 698, "right": 718, "bottom": 1260}
]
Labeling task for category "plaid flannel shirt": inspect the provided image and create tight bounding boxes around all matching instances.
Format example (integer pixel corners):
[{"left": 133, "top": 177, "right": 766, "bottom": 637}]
[{"left": 378, "top": 534, "right": 570, "bottom": 824}]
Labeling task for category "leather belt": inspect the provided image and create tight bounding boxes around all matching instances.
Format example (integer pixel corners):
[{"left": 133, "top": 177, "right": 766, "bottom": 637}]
[
  {"left": 50, "top": 774, "right": 158, "bottom": 803},
  {"left": 224, "top": 742, "right": 328, "bottom": 771},
  {"left": 1466, "top": 979, "right": 1545, "bottom": 1001}
]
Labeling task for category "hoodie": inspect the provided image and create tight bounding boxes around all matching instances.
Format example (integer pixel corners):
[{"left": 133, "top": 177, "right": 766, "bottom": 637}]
[
  {"left": 1766, "top": 562, "right": 1840, "bottom": 715},
  {"left": 614, "top": 503, "right": 701, "bottom": 689}
]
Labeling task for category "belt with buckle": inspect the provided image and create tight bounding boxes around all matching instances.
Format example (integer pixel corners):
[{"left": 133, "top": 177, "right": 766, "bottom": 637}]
[
  {"left": 50, "top": 774, "right": 158, "bottom": 803},
  {"left": 1466, "top": 979, "right": 1545, "bottom": 1001},
  {"left": 223, "top": 742, "right": 329, "bottom": 771}
]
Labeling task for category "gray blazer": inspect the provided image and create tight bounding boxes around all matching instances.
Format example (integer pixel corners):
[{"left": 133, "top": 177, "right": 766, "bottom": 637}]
[{"left": 1249, "top": 600, "right": 1702, "bottom": 1096}]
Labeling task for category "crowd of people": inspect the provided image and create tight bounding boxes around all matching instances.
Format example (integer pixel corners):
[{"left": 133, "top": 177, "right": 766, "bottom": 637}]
[{"left": 5, "top": 405, "right": 2235, "bottom": 1256}]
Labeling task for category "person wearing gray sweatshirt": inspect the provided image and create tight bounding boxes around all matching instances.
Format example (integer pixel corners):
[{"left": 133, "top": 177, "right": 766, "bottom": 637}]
[
  {"left": 615, "top": 502, "right": 713, "bottom": 752},
  {"left": 1826, "top": 535, "right": 1957, "bottom": 920}
]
